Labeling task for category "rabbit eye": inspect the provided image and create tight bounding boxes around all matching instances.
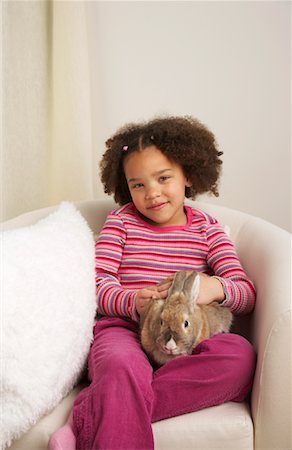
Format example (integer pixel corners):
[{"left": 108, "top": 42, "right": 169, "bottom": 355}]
[{"left": 184, "top": 320, "right": 189, "bottom": 328}]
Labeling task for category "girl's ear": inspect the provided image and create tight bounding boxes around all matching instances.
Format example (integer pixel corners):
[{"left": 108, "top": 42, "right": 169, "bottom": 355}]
[{"left": 185, "top": 178, "right": 192, "bottom": 188}]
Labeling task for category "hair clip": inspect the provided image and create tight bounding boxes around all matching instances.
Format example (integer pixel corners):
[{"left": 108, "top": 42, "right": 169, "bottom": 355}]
[{"left": 122, "top": 145, "right": 128, "bottom": 152}]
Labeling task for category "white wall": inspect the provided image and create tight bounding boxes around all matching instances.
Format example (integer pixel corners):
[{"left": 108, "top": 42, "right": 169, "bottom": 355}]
[
  {"left": 86, "top": 1, "right": 291, "bottom": 232},
  {"left": 2, "top": 1, "right": 50, "bottom": 221}
]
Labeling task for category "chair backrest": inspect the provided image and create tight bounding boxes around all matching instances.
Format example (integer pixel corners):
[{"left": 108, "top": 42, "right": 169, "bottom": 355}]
[{"left": 3, "top": 198, "right": 290, "bottom": 345}]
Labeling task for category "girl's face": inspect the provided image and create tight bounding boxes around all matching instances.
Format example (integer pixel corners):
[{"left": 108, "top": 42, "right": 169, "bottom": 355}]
[{"left": 124, "top": 146, "right": 192, "bottom": 227}]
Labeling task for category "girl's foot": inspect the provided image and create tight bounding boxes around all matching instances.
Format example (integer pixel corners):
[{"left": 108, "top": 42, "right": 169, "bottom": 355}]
[{"left": 48, "top": 413, "right": 76, "bottom": 450}]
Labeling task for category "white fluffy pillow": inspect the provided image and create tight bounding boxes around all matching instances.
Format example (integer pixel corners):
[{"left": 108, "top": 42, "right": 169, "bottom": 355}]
[{"left": 1, "top": 203, "right": 96, "bottom": 449}]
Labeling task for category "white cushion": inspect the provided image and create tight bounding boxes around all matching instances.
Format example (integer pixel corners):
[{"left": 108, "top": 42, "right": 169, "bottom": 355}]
[{"left": 1, "top": 203, "right": 96, "bottom": 449}]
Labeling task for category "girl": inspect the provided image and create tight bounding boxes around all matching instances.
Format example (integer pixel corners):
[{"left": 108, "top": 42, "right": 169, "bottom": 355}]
[{"left": 50, "top": 116, "right": 256, "bottom": 450}]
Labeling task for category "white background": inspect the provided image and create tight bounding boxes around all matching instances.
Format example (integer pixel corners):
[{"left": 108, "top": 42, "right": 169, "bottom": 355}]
[{"left": 86, "top": 1, "right": 291, "bottom": 232}]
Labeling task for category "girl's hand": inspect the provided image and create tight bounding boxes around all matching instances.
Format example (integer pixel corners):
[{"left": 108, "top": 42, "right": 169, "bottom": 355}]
[
  {"left": 196, "top": 273, "right": 225, "bottom": 305},
  {"left": 135, "top": 276, "right": 174, "bottom": 316}
]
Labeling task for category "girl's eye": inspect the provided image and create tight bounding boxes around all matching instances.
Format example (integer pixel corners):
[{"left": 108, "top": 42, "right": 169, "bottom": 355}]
[
  {"left": 184, "top": 320, "right": 189, "bottom": 328},
  {"left": 159, "top": 176, "right": 170, "bottom": 183},
  {"left": 132, "top": 183, "right": 144, "bottom": 190}
]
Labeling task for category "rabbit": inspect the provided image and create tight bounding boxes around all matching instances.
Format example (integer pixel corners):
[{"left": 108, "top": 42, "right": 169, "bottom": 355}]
[{"left": 140, "top": 270, "right": 233, "bottom": 365}]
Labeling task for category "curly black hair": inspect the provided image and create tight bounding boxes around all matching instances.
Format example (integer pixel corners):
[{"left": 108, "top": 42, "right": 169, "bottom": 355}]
[{"left": 100, "top": 115, "right": 223, "bottom": 205}]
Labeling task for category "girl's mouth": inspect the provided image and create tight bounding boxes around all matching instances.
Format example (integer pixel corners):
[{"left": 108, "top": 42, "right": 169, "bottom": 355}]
[{"left": 148, "top": 202, "right": 168, "bottom": 211}]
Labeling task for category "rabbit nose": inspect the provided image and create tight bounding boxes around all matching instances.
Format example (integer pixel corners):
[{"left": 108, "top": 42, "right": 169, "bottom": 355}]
[{"left": 165, "top": 338, "right": 177, "bottom": 351}]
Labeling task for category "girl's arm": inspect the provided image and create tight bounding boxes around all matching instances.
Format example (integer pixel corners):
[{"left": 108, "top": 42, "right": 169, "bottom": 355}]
[
  {"left": 95, "top": 212, "right": 139, "bottom": 321},
  {"left": 205, "top": 222, "right": 256, "bottom": 315}
]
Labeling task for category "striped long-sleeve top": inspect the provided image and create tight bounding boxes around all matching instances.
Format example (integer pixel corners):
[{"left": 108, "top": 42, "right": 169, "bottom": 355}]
[{"left": 95, "top": 202, "right": 256, "bottom": 322}]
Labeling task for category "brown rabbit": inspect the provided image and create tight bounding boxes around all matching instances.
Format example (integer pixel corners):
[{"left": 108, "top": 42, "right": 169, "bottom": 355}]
[{"left": 140, "top": 271, "right": 232, "bottom": 365}]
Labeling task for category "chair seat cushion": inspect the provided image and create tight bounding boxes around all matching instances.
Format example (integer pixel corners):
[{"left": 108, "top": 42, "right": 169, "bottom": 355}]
[
  {"left": 153, "top": 401, "right": 253, "bottom": 449},
  {"left": 8, "top": 384, "right": 253, "bottom": 450}
]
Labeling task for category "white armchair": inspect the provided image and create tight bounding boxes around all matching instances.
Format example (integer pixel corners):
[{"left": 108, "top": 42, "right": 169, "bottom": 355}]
[{"left": 3, "top": 199, "right": 291, "bottom": 450}]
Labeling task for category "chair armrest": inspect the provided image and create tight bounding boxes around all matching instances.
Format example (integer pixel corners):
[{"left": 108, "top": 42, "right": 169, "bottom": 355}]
[{"left": 235, "top": 217, "right": 291, "bottom": 450}]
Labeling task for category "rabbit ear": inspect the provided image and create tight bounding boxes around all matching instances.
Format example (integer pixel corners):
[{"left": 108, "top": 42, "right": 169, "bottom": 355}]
[
  {"left": 168, "top": 271, "right": 200, "bottom": 302},
  {"left": 183, "top": 272, "right": 200, "bottom": 308},
  {"left": 167, "top": 270, "right": 189, "bottom": 296}
]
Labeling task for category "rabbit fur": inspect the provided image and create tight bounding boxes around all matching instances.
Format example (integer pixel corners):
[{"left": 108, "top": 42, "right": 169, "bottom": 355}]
[{"left": 140, "top": 271, "right": 233, "bottom": 365}]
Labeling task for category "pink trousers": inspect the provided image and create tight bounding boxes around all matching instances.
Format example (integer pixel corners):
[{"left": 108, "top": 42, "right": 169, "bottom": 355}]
[{"left": 72, "top": 317, "right": 256, "bottom": 450}]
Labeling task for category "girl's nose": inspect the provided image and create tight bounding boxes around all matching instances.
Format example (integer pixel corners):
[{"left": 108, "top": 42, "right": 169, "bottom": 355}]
[{"left": 145, "top": 186, "right": 161, "bottom": 200}]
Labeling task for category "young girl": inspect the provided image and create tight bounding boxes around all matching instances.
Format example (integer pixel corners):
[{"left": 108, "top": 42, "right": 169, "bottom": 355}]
[{"left": 50, "top": 116, "right": 256, "bottom": 450}]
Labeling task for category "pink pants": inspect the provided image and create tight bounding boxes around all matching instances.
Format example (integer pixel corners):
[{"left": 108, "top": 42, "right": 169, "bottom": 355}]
[{"left": 72, "top": 317, "right": 256, "bottom": 450}]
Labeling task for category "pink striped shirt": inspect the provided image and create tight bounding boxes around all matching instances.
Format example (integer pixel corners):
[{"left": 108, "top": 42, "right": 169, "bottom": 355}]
[{"left": 95, "top": 203, "right": 256, "bottom": 321}]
